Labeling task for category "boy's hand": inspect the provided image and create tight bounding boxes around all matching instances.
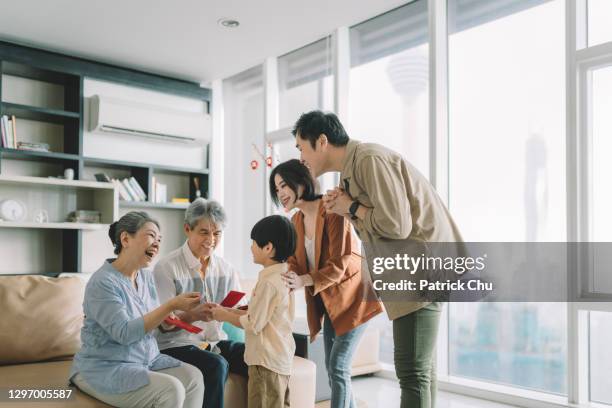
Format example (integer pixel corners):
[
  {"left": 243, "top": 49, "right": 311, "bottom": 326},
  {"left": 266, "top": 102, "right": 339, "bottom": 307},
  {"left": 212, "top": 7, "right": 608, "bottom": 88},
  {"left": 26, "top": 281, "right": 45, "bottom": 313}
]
[
  {"left": 209, "top": 304, "right": 226, "bottom": 322},
  {"left": 192, "top": 302, "right": 217, "bottom": 322}
]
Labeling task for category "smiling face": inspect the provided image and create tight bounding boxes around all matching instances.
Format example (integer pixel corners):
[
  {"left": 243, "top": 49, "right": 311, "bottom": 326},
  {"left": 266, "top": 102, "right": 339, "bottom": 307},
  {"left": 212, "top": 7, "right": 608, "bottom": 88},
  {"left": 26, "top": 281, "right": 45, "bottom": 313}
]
[
  {"left": 295, "top": 133, "right": 327, "bottom": 177},
  {"left": 274, "top": 174, "right": 304, "bottom": 211},
  {"left": 120, "top": 221, "right": 161, "bottom": 268},
  {"left": 185, "top": 218, "right": 222, "bottom": 260}
]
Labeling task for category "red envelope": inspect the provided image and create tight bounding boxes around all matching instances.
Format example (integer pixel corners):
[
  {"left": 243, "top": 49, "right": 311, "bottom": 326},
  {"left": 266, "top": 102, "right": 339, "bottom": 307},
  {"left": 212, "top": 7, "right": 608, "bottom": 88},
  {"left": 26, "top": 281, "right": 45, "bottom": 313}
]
[
  {"left": 220, "top": 290, "right": 246, "bottom": 308},
  {"left": 164, "top": 316, "right": 202, "bottom": 334}
]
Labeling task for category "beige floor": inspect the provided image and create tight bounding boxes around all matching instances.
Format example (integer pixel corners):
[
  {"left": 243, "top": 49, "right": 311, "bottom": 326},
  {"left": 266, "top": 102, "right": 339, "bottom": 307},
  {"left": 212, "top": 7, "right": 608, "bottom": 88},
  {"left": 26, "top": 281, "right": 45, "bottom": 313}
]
[{"left": 314, "top": 376, "right": 519, "bottom": 408}]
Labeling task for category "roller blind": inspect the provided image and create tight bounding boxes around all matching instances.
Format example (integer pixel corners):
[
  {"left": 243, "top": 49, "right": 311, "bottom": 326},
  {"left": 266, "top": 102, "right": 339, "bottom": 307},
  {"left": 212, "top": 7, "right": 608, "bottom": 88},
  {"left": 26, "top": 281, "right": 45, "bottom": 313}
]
[{"left": 350, "top": 0, "right": 552, "bottom": 68}]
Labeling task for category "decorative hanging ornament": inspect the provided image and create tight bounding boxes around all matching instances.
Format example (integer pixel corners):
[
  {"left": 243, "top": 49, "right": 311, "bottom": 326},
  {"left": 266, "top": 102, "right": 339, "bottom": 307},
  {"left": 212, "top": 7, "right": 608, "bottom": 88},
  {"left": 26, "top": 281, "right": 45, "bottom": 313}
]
[{"left": 250, "top": 160, "right": 258, "bottom": 170}]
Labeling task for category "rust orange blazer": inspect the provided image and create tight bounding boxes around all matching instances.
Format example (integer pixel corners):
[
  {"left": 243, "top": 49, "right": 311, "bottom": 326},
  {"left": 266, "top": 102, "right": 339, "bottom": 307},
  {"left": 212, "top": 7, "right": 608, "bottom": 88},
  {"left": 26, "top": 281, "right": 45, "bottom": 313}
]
[{"left": 287, "top": 201, "right": 383, "bottom": 340}]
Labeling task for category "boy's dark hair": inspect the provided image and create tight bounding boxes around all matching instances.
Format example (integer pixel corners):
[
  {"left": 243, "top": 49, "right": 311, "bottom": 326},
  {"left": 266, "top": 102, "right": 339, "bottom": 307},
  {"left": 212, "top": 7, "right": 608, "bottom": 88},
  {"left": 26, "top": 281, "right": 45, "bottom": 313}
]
[
  {"left": 250, "top": 215, "right": 297, "bottom": 262},
  {"left": 269, "top": 159, "right": 322, "bottom": 207},
  {"left": 292, "top": 110, "right": 349, "bottom": 148}
]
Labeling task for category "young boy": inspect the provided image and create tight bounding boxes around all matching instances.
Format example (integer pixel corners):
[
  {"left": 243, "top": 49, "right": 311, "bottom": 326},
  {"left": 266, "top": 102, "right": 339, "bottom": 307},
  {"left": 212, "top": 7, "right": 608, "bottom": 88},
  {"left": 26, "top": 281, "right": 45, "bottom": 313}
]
[{"left": 211, "top": 215, "right": 296, "bottom": 408}]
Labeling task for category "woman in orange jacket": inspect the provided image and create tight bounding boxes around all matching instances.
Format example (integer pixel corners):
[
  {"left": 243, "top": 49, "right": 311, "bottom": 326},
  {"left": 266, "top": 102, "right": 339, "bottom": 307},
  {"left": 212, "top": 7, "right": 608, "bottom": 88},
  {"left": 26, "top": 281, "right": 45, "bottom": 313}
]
[{"left": 269, "top": 159, "right": 383, "bottom": 408}]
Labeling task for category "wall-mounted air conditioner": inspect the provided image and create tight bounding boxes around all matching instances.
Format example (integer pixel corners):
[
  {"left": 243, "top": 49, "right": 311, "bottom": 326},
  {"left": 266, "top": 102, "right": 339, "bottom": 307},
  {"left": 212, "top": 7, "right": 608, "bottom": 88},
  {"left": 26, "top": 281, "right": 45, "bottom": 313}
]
[{"left": 88, "top": 95, "right": 210, "bottom": 144}]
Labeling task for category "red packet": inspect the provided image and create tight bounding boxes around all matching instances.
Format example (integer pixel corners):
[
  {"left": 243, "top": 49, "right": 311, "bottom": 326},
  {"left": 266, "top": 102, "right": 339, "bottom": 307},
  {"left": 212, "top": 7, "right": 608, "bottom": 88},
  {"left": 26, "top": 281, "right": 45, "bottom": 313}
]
[
  {"left": 164, "top": 316, "right": 202, "bottom": 334},
  {"left": 220, "top": 290, "right": 246, "bottom": 308}
]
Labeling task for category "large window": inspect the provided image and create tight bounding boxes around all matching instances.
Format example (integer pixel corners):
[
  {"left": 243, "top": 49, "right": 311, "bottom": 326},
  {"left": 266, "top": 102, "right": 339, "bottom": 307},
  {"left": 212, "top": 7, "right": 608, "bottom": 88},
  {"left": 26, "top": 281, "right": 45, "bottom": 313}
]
[
  {"left": 278, "top": 38, "right": 334, "bottom": 130},
  {"left": 591, "top": 66, "right": 612, "bottom": 244},
  {"left": 587, "top": 0, "right": 612, "bottom": 48},
  {"left": 590, "top": 311, "right": 612, "bottom": 404},
  {"left": 348, "top": 1, "right": 429, "bottom": 365},
  {"left": 220, "top": 0, "right": 612, "bottom": 404},
  {"left": 447, "top": 0, "right": 567, "bottom": 395},
  {"left": 348, "top": 0, "right": 429, "bottom": 177}
]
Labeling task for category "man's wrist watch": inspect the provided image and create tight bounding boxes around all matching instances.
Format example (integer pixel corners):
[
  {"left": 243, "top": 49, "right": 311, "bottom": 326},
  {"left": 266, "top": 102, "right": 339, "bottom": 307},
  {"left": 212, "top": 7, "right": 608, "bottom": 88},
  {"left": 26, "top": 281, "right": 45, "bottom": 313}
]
[{"left": 349, "top": 201, "right": 360, "bottom": 220}]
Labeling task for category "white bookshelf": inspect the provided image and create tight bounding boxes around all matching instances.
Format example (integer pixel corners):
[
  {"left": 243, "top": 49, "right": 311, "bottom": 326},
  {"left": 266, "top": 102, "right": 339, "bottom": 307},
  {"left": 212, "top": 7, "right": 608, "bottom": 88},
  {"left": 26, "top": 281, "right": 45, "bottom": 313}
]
[
  {"left": 0, "top": 175, "right": 118, "bottom": 226},
  {"left": 0, "top": 174, "right": 114, "bottom": 189},
  {"left": 0, "top": 221, "right": 108, "bottom": 230}
]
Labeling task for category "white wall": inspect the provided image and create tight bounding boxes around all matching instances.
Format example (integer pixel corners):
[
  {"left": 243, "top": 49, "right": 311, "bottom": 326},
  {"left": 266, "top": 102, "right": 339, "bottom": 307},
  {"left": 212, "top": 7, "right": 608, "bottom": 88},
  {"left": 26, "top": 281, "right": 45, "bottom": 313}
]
[{"left": 223, "top": 69, "right": 266, "bottom": 279}]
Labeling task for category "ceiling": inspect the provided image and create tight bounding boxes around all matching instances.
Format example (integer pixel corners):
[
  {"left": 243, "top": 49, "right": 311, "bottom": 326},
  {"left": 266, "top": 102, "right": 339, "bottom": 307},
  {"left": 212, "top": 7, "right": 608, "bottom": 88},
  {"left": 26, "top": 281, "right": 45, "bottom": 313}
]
[{"left": 0, "top": 0, "right": 409, "bottom": 86}]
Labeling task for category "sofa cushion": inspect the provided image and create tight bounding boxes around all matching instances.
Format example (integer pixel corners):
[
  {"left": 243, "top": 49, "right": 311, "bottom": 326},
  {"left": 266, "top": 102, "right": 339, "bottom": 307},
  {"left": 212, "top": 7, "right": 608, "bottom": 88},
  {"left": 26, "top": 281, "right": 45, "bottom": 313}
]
[
  {"left": 0, "top": 357, "right": 316, "bottom": 408},
  {"left": 0, "top": 275, "right": 84, "bottom": 365},
  {"left": 0, "top": 360, "right": 109, "bottom": 407}
]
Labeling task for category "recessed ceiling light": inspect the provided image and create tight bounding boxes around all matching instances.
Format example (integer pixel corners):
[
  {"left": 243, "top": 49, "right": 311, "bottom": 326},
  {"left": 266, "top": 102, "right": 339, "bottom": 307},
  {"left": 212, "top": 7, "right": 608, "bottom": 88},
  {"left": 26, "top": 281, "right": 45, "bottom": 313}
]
[{"left": 218, "top": 18, "right": 240, "bottom": 28}]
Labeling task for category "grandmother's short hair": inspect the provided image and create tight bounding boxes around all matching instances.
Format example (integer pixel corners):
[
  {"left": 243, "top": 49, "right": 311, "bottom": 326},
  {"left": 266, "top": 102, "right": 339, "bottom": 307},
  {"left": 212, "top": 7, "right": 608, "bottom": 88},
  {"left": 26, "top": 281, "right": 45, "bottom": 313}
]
[{"left": 184, "top": 198, "right": 227, "bottom": 230}]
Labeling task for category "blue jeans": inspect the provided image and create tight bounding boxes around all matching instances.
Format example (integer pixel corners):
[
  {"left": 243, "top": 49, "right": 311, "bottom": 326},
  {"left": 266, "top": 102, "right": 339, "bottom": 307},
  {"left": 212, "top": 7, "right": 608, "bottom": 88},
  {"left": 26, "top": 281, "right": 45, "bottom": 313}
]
[
  {"left": 323, "top": 310, "right": 367, "bottom": 408},
  {"left": 162, "top": 340, "right": 248, "bottom": 408}
]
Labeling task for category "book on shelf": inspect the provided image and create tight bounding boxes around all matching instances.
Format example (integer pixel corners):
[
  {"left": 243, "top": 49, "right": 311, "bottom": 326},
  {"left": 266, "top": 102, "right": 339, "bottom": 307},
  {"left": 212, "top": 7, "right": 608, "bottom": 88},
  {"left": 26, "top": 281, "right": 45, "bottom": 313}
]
[
  {"left": 103, "top": 175, "right": 148, "bottom": 202},
  {"left": 0, "top": 116, "right": 6, "bottom": 148},
  {"left": 11, "top": 115, "right": 17, "bottom": 149},
  {"left": 171, "top": 198, "right": 189, "bottom": 203},
  {"left": 152, "top": 179, "right": 167, "bottom": 203},
  {"left": 157, "top": 183, "right": 167, "bottom": 203},
  {"left": 0, "top": 115, "right": 19, "bottom": 149},
  {"left": 1, "top": 115, "right": 11, "bottom": 148},
  {"left": 112, "top": 179, "right": 131, "bottom": 201},
  {"left": 121, "top": 179, "right": 141, "bottom": 201},
  {"left": 128, "top": 177, "right": 147, "bottom": 201}
]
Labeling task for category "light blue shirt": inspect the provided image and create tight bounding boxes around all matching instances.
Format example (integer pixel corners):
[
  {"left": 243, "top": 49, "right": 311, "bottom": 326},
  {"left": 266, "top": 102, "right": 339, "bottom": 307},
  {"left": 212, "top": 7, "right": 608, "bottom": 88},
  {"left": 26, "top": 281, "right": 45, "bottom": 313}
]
[{"left": 70, "top": 260, "right": 181, "bottom": 394}]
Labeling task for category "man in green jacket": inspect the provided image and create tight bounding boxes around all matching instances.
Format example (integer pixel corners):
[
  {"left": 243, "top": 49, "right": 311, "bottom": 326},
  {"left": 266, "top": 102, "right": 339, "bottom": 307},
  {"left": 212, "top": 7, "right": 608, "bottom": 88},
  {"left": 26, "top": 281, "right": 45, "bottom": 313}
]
[{"left": 292, "top": 110, "right": 463, "bottom": 408}]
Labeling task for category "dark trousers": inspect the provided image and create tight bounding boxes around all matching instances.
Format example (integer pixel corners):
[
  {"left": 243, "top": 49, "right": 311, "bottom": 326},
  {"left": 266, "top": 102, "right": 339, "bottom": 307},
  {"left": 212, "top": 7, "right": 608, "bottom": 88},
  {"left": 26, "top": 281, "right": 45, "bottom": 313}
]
[{"left": 162, "top": 340, "right": 248, "bottom": 408}]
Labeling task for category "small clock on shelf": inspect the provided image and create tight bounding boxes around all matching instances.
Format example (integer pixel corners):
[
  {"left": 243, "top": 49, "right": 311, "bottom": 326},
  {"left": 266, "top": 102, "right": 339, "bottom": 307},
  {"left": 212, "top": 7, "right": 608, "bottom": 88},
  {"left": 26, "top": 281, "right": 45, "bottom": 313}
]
[{"left": 0, "top": 199, "right": 27, "bottom": 222}]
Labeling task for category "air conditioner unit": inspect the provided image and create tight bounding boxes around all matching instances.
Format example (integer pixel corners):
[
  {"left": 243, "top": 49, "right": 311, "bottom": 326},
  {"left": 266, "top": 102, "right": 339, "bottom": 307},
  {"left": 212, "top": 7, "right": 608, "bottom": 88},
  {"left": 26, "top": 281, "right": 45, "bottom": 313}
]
[{"left": 88, "top": 95, "right": 210, "bottom": 144}]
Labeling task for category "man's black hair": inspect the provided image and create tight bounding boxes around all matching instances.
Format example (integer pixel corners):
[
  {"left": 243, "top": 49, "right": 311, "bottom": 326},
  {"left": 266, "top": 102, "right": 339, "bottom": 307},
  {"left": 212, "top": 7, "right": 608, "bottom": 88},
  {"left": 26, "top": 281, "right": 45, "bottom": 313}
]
[
  {"left": 269, "top": 159, "right": 322, "bottom": 207},
  {"left": 292, "top": 110, "right": 349, "bottom": 148},
  {"left": 250, "top": 215, "right": 297, "bottom": 262}
]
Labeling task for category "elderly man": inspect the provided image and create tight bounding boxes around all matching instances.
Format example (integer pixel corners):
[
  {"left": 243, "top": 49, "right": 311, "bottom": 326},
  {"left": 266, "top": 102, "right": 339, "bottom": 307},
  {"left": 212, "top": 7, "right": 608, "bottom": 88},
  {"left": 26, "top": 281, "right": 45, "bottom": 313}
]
[{"left": 153, "top": 198, "right": 247, "bottom": 408}]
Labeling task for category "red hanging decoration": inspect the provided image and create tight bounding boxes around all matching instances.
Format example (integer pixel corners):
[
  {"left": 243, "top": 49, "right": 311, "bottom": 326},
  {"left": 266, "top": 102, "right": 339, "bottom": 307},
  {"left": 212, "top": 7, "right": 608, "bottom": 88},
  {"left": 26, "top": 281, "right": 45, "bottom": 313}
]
[
  {"left": 265, "top": 156, "right": 273, "bottom": 167},
  {"left": 250, "top": 160, "right": 259, "bottom": 170}
]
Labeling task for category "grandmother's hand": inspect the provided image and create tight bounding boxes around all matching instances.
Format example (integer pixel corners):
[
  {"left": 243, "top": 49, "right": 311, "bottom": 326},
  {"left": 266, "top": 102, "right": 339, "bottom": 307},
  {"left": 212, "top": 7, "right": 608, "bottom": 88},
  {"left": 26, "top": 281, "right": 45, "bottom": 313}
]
[{"left": 171, "top": 292, "right": 201, "bottom": 312}]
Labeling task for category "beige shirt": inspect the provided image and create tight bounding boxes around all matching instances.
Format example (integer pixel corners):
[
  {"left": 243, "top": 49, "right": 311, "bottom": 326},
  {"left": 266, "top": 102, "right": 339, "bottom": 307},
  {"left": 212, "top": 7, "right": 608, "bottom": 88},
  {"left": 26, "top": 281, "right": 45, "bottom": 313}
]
[
  {"left": 239, "top": 263, "right": 295, "bottom": 375},
  {"left": 341, "top": 139, "right": 464, "bottom": 319}
]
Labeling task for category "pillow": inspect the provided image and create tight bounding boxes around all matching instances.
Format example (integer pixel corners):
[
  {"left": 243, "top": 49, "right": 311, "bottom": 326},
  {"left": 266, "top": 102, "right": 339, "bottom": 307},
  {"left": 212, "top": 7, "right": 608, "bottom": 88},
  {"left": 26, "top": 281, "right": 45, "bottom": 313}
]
[
  {"left": 223, "top": 322, "right": 245, "bottom": 343},
  {"left": 0, "top": 275, "right": 85, "bottom": 364}
]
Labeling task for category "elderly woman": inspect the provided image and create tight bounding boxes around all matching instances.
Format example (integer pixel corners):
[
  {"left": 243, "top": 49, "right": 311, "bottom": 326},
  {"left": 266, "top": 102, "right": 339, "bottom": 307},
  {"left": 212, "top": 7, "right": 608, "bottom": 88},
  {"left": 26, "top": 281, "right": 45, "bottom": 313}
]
[
  {"left": 70, "top": 211, "right": 204, "bottom": 408},
  {"left": 153, "top": 198, "right": 246, "bottom": 408}
]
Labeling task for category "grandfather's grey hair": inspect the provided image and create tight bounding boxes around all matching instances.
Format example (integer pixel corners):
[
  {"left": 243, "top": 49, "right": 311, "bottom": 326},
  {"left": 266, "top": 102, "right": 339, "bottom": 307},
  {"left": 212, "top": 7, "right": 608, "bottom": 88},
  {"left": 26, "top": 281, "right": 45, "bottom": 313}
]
[
  {"left": 184, "top": 198, "right": 227, "bottom": 230},
  {"left": 108, "top": 211, "right": 160, "bottom": 255}
]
